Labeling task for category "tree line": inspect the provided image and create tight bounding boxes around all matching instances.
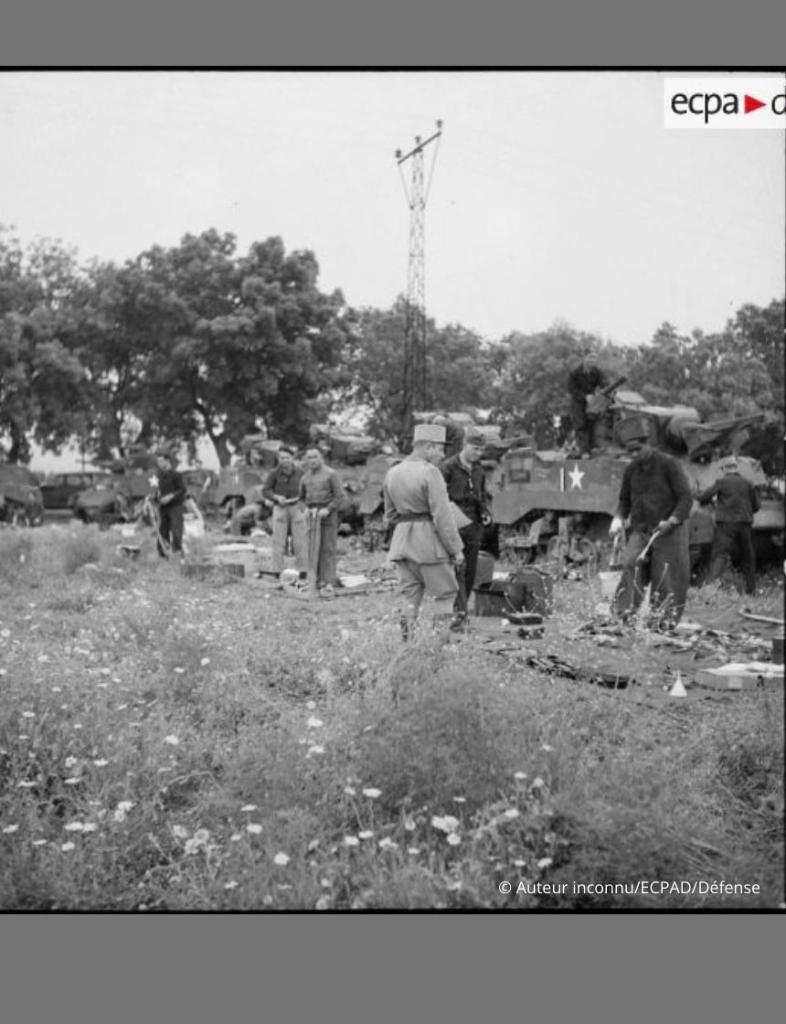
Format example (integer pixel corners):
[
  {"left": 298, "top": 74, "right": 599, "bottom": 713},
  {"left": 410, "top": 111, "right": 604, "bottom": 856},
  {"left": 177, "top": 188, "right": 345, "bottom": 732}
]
[{"left": 1, "top": 226, "right": 783, "bottom": 474}]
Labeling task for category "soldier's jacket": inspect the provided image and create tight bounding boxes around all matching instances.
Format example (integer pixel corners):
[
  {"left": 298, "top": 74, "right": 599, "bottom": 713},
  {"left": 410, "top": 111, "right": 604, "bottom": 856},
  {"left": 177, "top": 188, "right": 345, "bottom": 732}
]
[{"left": 383, "top": 456, "right": 463, "bottom": 564}]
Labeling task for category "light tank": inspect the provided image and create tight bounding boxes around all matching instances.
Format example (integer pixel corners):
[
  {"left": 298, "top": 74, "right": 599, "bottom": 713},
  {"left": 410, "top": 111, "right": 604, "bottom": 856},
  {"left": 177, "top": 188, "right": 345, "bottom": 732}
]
[{"left": 487, "top": 388, "right": 783, "bottom": 576}]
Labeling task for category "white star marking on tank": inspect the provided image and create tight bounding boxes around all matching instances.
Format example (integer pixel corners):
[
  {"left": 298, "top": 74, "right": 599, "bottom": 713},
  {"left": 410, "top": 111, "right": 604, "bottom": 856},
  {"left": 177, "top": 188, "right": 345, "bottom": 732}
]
[{"left": 568, "top": 463, "right": 585, "bottom": 489}]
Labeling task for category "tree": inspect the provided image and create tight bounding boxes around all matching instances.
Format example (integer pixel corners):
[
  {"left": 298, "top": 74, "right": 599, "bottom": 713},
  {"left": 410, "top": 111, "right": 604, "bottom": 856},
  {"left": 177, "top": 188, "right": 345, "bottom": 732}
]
[
  {"left": 490, "top": 322, "right": 620, "bottom": 447},
  {"left": 0, "top": 230, "right": 89, "bottom": 463},
  {"left": 81, "top": 231, "right": 350, "bottom": 466},
  {"left": 342, "top": 298, "right": 496, "bottom": 448}
]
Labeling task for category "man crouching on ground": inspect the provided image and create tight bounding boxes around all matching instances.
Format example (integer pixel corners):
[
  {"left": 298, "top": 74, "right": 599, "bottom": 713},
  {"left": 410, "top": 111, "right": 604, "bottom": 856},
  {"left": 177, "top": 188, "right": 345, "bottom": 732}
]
[{"left": 383, "top": 423, "right": 465, "bottom": 639}]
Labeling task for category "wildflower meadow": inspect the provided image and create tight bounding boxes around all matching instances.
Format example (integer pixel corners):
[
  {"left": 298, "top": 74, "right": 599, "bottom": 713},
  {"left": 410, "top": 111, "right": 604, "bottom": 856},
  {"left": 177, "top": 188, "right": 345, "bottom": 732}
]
[{"left": 0, "top": 524, "right": 782, "bottom": 910}]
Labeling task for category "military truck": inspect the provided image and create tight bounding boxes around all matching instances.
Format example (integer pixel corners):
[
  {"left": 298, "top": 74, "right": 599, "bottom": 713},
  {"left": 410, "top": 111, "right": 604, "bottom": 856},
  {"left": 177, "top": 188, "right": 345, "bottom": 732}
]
[
  {"left": 0, "top": 463, "right": 45, "bottom": 526},
  {"left": 487, "top": 390, "right": 783, "bottom": 576}
]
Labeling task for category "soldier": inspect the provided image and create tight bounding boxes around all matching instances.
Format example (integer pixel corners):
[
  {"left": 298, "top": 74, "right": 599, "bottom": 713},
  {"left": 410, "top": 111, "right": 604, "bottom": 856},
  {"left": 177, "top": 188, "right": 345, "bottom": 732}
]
[
  {"left": 568, "top": 346, "right": 607, "bottom": 456},
  {"left": 153, "top": 449, "right": 187, "bottom": 557},
  {"left": 262, "top": 446, "right": 307, "bottom": 585},
  {"left": 698, "top": 457, "right": 760, "bottom": 595},
  {"left": 299, "top": 447, "right": 344, "bottom": 593},
  {"left": 383, "top": 423, "right": 465, "bottom": 639},
  {"left": 609, "top": 416, "right": 693, "bottom": 628},
  {"left": 439, "top": 427, "right": 490, "bottom": 629}
]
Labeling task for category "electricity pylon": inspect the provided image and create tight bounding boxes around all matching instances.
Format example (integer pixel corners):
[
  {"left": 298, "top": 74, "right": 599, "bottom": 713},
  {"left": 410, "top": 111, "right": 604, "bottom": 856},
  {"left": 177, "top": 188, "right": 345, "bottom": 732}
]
[{"left": 395, "top": 120, "right": 443, "bottom": 442}]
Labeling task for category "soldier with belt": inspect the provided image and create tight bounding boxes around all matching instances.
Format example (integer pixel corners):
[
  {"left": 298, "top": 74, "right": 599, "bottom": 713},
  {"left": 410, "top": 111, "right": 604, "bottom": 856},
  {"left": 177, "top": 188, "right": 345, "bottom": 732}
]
[
  {"left": 299, "top": 447, "right": 344, "bottom": 592},
  {"left": 383, "top": 423, "right": 465, "bottom": 639}
]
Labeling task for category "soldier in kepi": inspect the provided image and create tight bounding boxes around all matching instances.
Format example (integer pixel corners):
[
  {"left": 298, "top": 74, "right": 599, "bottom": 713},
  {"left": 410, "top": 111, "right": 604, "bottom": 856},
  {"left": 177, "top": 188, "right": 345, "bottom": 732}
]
[
  {"left": 609, "top": 415, "right": 693, "bottom": 629},
  {"left": 383, "top": 423, "right": 465, "bottom": 639},
  {"left": 299, "top": 447, "right": 344, "bottom": 594},
  {"left": 568, "top": 345, "right": 607, "bottom": 456},
  {"left": 697, "top": 456, "right": 760, "bottom": 595}
]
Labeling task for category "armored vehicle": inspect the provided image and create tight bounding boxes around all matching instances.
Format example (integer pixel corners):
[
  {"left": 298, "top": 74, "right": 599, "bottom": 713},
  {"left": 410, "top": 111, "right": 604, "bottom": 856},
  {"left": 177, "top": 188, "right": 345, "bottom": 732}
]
[
  {"left": 0, "top": 463, "right": 45, "bottom": 526},
  {"left": 488, "top": 390, "right": 783, "bottom": 575}
]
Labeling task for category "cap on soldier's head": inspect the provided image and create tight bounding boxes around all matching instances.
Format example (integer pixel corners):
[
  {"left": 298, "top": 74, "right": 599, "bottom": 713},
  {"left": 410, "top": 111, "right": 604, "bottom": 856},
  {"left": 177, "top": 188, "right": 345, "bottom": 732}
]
[
  {"left": 413, "top": 423, "right": 446, "bottom": 445},
  {"left": 464, "top": 428, "right": 485, "bottom": 447},
  {"left": 617, "top": 416, "right": 649, "bottom": 445}
]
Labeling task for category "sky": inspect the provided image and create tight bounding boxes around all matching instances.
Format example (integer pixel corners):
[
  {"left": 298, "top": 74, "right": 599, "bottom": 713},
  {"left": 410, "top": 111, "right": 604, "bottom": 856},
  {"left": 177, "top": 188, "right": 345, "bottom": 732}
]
[{"left": 1, "top": 70, "right": 784, "bottom": 471}]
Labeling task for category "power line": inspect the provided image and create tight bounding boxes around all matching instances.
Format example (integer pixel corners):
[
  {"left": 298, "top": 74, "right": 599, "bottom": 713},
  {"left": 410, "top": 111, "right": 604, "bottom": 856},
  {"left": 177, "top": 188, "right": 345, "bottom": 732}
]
[{"left": 395, "top": 119, "right": 442, "bottom": 439}]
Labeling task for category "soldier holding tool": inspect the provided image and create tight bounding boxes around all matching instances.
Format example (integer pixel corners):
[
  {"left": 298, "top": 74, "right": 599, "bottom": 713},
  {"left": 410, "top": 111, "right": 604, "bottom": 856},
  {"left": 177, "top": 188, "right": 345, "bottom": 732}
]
[
  {"left": 383, "top": 423, "right": 465, "bottom": 639},
  {"left": 153, "top": 449, "right": 187, "bottom": 558},
  {"left": 262, "top": 446, "right": 307, "bottom": 585},
  {"left": 299, "top": 447, "right": 344, "bottom": 594},
  {"left": 609, "top": 416, "right": 692, "bottom": 628}
]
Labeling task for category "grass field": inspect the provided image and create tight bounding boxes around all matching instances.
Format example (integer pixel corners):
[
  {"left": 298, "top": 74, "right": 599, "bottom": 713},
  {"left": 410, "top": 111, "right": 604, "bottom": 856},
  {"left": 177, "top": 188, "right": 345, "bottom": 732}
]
[{"left": 0, "top": 523, "right": 783, "bottom": 910}]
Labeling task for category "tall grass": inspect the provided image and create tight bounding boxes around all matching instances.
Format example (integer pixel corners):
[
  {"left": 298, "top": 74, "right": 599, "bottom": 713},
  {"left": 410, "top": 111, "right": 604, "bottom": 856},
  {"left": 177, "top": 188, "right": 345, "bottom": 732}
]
[{"left": 0, "top": 525, "right": 782, "bottom": 909}]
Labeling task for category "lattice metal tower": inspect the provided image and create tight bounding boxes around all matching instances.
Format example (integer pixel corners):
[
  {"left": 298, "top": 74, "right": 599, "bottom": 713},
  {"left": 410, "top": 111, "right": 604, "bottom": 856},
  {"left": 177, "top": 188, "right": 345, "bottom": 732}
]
[{"left": 395, "top": 120, "right": 443, "bottom": 438}]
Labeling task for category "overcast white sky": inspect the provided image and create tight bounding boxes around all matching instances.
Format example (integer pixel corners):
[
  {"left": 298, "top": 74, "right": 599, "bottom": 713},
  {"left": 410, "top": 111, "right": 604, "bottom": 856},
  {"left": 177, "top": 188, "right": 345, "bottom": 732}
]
[
  {"left": 1, "top": 70, "right": 784, "bottom": 470},
  {"left": 2, "top": 70, "right": 784, "bottom": 347}
]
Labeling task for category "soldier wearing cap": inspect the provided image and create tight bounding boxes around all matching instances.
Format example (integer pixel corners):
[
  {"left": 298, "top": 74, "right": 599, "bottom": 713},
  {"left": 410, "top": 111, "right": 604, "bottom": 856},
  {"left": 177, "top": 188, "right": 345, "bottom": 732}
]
[
  {"left": 697, "top": 457, "right": 760, "bottom": 595},
  {"left": 439, "top": 426, "right": 490, "bottom": 628},
  {"left": 383, "top": 423, "right": 465, "bottom": 638},
  {"left": 609, "top": 415, "right": 692, "bottom": 628},
  {"left": 153, "top": 448, "right": 187, "bottom": 557}
]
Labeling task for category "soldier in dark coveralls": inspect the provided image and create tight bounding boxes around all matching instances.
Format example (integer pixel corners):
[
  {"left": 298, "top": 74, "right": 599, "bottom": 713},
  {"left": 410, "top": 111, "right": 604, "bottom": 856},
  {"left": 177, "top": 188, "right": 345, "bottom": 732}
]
[
  {"left": 698, "top": 457, "right": 760, "bottom": 595},
  {"left": 568, "top": 347, "right": 607, "bottom": 455},
  {"left": 439, "top": 428, "right": 490, "bottom": 628},
  {"left": 154, "top": 450, "right": 187, "bottom": 557},
  {"left": 609, "top": 416, "right": 693, "bottom": 628}
]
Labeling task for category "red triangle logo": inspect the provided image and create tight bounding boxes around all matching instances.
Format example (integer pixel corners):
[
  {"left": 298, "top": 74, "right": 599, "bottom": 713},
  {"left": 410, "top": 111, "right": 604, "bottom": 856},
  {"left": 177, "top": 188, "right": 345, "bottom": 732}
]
[{"left": 744, "top": 94, "right": 766, "bottom": 114}]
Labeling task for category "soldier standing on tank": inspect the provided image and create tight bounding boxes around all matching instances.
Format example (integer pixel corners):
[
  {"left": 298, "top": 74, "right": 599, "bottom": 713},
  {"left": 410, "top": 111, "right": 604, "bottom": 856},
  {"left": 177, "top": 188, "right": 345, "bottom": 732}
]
[
  {"left": 609, "top": 416, "right": 693, "bottom": 629},
  {"left": 568, "top": 346, "right": 607, "bottom": 456},
  {"left": 698, "top": 457, "right": 760, "bottom": 595}
]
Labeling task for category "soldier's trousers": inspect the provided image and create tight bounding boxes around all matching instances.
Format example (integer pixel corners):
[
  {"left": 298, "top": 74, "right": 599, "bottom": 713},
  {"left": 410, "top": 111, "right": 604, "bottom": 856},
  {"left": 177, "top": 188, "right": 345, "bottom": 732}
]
[
  {"left": 708, "top": 521, "right": 756, "bottom": 595},
  {"left": 158, "top": 503, "right": 184, "bottom": 556},
  {"left": 271, "top": 504, "right": 307, "bottom": 574},
  {"left": 612, "top": 524, "right": 689, "bottom": 627},
  {"left": 454, "top": 522, "right": 482, "bottom": 617}
]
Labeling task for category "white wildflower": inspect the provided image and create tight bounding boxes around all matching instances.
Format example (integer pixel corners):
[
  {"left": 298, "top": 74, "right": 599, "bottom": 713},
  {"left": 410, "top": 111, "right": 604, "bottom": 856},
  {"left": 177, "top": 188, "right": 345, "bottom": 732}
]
[
  {"left": 431, "top": 815, "right": 460, "bottom": 834},
  {"left": 224, "top": 880, "right": 239, "bottom": 890},
  {"left": 246, "top": 823, "right": 263, "bottom": 835},
  {"left": 537, "top": 856, "right": 553, "bottom": 871},
  {"left": 64, "top": 821, "right": 85, "bottom": 832},
  {"left": 273, "top": 852, "right": 290, "bottom": 866},
  {"left": 2, "top": 824, "right": 19, "bottom": 834},
  {"left": 306, "top": 744, "right": 325, "bottom": 755},
  {"left": 93, "top": 759, "right": 109, "bottom": 767},
  {"left": 446, "top": 833, "right": 461, "bottom": 846},
  {"left": 306, "top": 716, "right": 324, "bottom": 729},
  {"left": 503, "top": 808, "right": 520, "bottom": 820},
  {"left": 240, "top": 804, "right": 257, "bottom": 813},
  {"left": 61, "top": 842, "right": 76, "bottom": 852},
  {"left": 362, "top": 788, "right": 381, "bottom": 800},
  {"left": 378, "top": 837, "right": 399, "bottom": 851},
  {"left": 164, "top": 735, "right": 180, "bottom": 746},
  {"left": 343, "top": 835, "right": 359, "bottom": 847},
  {"left": 358, "top": 830, "right": 374, "bottom": 840}
]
